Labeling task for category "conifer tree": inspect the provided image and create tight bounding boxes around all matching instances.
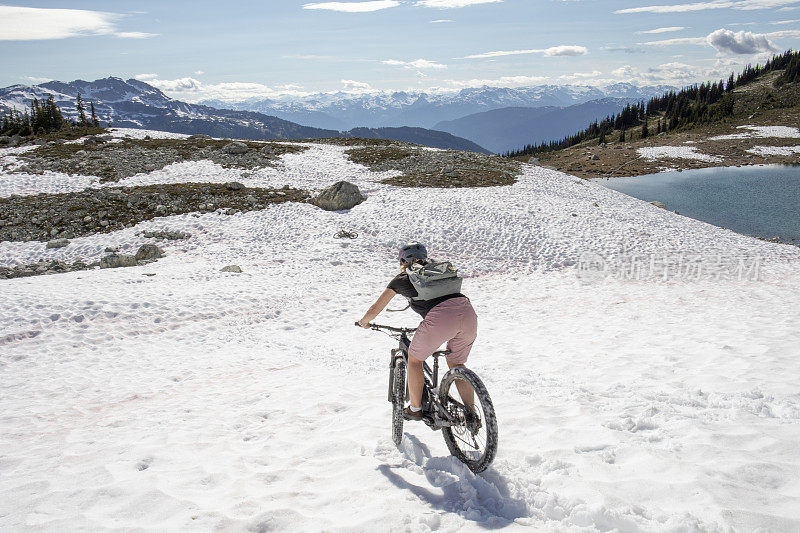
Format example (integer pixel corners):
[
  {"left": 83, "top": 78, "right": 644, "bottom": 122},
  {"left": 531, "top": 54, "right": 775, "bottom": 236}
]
[
  {"left": 76, "top": 94, "right": 89, "bottom": 126},
  {"left": 90, "top": 102, "right": 100, "bottom": 127},
  {"left": 641, "top": 120, "right": 649, "bottom": 139}
]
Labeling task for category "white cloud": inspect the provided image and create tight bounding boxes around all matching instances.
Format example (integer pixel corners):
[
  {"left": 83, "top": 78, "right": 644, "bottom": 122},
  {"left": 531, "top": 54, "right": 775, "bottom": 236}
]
[
  {"left": 115, "top": 31, "right": 157, "bottom": 39},
  {"left": 463, "top": 45, "right": 587, "bottom": 59},
  {"left": 135, "top": 73, "right": 159, "bottom": 81},
  {"left": 771, "top": 18, "right": 800, "bottom": 22},
  {"left": 24, "top": 76, "right": 53, "bottom": 84},
  {"left": 707, "top": 28, "right": 778, "bottom": 54},
  {"left": 640, "top": 36, "right": 708, "bottom": 46},
  {"left": 616, "top": 0, "right": 800, "bottom": 14},
  {"left": 303, "top": 1, "right": 400, "bottom": 12},
  {"left": 446, "top": 74, "right": 550, "bottom": 88},
  {"left": 559, "top": 70, "right": 603, "bottom": 80},
  {"left": 382, "top": 58, "right": 447, "bottom": 69},
  {"left": 194, "top": 70, "right": 205, "bottom": 75},
  {"left": 341, "top": 79, "right": 373, "bottom": 91},
  {"left": 636, "top": 26, "right": 688, "bottom": 34},
  {"left": 612, "top": 65, "right": 637, "bottom": 77},
  {"left": 641, "top": 27, "right": 786, "bottom": 55},
  {"left": 430, "top": 19, "right": 454, "bottom": 22},
  {"left": 0, "top": 6, "right": 153, "bottom": 41},
  {"left": 142, "top": 77, "right": 204, "bottom": 92},
  {"left": 545, "top": 45, "right": 589, "bottom": 56},
  {"left": 416, "top": 0, "right": 502, "bottom": 7}
]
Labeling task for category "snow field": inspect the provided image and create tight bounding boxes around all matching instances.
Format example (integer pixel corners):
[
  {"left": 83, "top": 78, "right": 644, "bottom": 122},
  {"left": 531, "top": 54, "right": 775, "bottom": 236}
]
[
  {"left": 2, "top": 137, "right": 800, "bottom": 531},
  {"left": 709, "top": 125, "right": 800, "bottom": 141},
  {"left": 746, "top": 145, "right": 800, "bottom": 157},
  {"left": 637, "top": 146, "right": 722, "bottom": 163}
]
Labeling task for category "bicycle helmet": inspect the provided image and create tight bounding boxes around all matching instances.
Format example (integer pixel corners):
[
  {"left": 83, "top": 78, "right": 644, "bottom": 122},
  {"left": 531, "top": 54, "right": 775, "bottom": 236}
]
[{"left": 398, "top": 242, "right": 427, "bottom": 264}]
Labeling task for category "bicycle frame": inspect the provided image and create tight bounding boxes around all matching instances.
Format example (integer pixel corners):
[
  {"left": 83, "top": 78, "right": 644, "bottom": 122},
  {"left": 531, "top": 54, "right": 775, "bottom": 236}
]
[{"left": 386, "top": 328, "right": 459, "bottom": 430}]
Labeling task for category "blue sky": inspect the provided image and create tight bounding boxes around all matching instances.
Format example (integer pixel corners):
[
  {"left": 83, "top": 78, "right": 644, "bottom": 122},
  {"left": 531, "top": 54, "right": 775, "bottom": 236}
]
[{"left": 1, "top": 0, "right": 799, "bottom": 101}]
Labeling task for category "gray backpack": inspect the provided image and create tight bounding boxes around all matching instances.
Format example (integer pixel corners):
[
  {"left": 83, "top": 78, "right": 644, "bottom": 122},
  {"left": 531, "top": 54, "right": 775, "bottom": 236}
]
[{"left": 406, "top": 259, "right": 463, "bottom": 301}]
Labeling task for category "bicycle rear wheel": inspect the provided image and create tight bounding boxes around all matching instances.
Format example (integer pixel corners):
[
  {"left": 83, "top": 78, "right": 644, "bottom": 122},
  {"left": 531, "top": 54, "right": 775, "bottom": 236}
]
[
  {"left": 391, "top": 357, "right": 406, "bottom": 446},
  {"left": 439, "top": 367, "right": 498, "bottom": 473}
]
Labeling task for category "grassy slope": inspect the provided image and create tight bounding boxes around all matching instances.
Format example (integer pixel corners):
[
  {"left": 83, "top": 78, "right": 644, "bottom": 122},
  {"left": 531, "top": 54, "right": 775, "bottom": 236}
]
[{"left": 521, "top": 71, "right": 800, "bottom": 179}]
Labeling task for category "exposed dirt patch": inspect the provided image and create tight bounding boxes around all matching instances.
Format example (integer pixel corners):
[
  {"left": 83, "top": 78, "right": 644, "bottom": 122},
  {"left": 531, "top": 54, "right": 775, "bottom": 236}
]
[
  {"left": 12, "top": 138, "right": 308, "bottom": 182},
  {"left": 345, "top": 145, "right": 521, "bottom": 188},
  {"left": 0, "top": 183, "right": 309, "bottom": 243}
]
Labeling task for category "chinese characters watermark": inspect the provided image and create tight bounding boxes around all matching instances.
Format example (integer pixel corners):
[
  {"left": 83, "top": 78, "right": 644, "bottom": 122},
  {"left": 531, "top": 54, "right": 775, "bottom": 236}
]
[{"left": 576, "top": 252, "right": 762, "bottom": 283}]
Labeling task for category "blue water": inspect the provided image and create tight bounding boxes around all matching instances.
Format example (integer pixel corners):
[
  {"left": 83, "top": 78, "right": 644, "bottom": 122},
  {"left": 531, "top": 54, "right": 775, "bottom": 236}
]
[{"left": 598, "top": 165, "right": 800, "bottom": 242}]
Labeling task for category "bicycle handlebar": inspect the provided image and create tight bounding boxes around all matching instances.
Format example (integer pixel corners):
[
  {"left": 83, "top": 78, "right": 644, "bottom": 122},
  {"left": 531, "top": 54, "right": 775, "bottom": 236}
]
[{"left": 354, "top": 321, "right": 417, "bottom": 333}]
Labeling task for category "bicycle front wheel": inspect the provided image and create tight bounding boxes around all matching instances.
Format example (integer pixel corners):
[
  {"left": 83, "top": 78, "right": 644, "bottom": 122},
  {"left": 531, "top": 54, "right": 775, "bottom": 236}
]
[
  {"left": 391, "top": 357, "right": 406, "bottom": 446},
  {"left": 439, "top": 367, "right": 498, "bottom": 473}
]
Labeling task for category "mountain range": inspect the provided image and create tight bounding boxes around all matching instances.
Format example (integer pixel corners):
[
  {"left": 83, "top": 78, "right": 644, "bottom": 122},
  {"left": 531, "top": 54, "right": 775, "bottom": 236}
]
[
  {"left": 199, "top": 83, "right": 676, "bottom": 131},
  {"left": 1, "top": 77, "right": 679, "bottom": 155},
  {"left": 433, "top": 98, "right": 643, "bottom": 154},
  {"left": 0, "top": 78, "right": 489, "bottom": 153}
]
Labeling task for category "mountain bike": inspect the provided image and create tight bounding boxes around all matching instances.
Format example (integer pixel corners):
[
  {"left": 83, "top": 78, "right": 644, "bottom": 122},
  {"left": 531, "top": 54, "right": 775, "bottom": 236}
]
[{"left": 357, "top": 322, "right": 498, "bottom": 473}]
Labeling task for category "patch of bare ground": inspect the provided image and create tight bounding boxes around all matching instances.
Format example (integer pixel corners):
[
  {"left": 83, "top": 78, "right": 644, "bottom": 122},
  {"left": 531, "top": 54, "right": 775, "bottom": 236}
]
[
  {"left": 11, "top": 138, "right": 308, "bottom": 182},
  {"left": 345, "top": 145, "right": 521, "bottom": 188},
  {"left": 0, "top": 183, "right": 308, "bottom": 243}
]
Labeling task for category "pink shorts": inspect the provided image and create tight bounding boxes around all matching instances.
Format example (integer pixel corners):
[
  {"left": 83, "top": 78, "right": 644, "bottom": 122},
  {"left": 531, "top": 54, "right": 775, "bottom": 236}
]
[{"left": 409, "top": 297, "right": 478, "bottom": 365}]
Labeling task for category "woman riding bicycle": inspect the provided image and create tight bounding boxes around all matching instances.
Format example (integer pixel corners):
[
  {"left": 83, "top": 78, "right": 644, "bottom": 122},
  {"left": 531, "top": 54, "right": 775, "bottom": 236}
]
[{"left": 357, "top": 242, "right": 478, "bottom": 421}]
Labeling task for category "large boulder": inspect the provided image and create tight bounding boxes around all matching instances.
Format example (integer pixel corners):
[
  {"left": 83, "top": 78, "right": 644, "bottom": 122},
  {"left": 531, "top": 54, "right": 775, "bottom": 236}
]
[
  {"left": 135, "top": 244, "right": 165, "bottom": 261},
  {"left": 312, "top": 181, "right": 366, "bottom": 211},
  {"left": 222, "top": 142, "right": 249, "bottom": 155},
  {"left": 100, "top": 254, "right": 138, "bottom": 269},
  {"left": 220, "top": 265, "right": 242, "bottom": 273},
  {"left": 225, "top": 181, "right": 245, "bottom": 191}
]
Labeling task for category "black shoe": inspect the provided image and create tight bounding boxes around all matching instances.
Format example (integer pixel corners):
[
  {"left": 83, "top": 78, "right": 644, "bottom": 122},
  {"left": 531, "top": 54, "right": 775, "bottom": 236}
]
[
  {"left": 464, "top": 406, "right": 481, "bottom": 433},
  {"left": 403, "top": 406, "right": 424, "bottom": 421}
]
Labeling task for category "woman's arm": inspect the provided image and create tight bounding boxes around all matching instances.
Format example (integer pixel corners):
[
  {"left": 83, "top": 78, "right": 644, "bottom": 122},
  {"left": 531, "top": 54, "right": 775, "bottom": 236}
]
[{"left": 358, "top": 288, "right": 397, "bottom": 328}]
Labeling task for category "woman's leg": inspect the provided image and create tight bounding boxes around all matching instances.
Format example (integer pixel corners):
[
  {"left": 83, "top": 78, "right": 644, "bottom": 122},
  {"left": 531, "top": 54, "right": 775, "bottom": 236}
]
[
  {"left": 407, "top": 357, "right": 425, "bottom": 409},
  {"left": 446, "top": 360, "right": 474, "bottom": 408},
  {"left": 445, "top": 299, "right": 478, "bottom": 408}
]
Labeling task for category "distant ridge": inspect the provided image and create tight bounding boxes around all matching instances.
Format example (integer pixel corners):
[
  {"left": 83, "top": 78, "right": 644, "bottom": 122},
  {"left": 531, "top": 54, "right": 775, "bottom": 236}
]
[{"left": 0, "top": 77, "right": 490, "bottom": 153}]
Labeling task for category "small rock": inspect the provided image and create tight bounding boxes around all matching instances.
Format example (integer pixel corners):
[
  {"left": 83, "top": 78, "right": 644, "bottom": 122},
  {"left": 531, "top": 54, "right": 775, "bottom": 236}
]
[
  {"left": 188, "top": 134, "right": 212, "bottom": 140},
  {"left": 46, "top": 238, "right": 70, "bottom": 249},
  {"left": 650, "top": 201, "right": 667, "bottom": 210},
  {"left": 49, "top": 228, "right": 59, "bottom": 236},
  {"left": 225, "top": 181, "right": 245, "bottom": 191},
  {"left": 222, "top": 142, "right": 249, "bottom": 155},
  {"left": 220, "top": 265, "right": 242, "bottom": 273},
  {"left": 135, "top": 244, "right": 164, "bottom": 261},
  {"left": 83, "top": 216, "right": 93, "bottom": 223},
  {"left": 155, "top": 205, "right": 167, "bottom": 214},
  {"left": 100, "top": 220, "right": 110, "bottom": 227},
  {"left": 589, "top": 154, "right": 600, "bottom": 161},
  {"left": 105, "top": 246, "right": 120, "bottom": 253},
  {"left": 100, "top": 254, "right": 138, "bottom": 269}
]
